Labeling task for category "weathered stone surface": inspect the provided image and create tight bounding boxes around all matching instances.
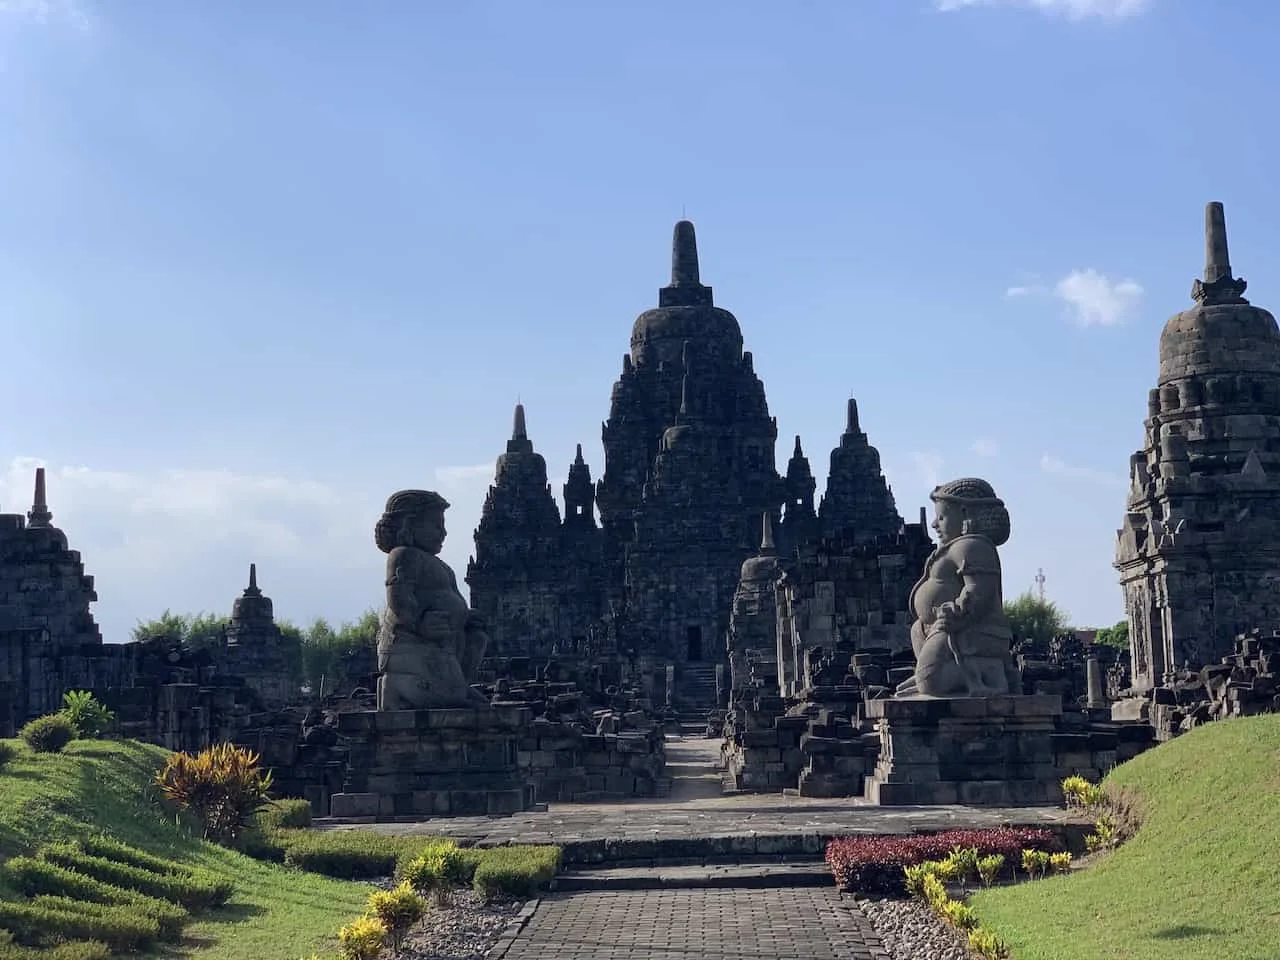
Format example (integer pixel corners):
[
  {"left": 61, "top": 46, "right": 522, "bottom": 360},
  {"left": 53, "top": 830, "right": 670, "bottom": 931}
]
[
  {"left": 1117, "top": 202, "right": 1280, "bottom": 690},
  {"left": 335, "top": 706, "right": 535, "bottom": 819},
  {"left": 863, "top": 695, "right": 1064, "bottom": 806}
]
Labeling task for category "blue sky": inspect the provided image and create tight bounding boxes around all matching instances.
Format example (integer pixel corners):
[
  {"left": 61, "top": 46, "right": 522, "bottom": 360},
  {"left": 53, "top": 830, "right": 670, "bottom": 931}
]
[{"left": 3, "top": 0, "right": 1279, "bottom": 643}]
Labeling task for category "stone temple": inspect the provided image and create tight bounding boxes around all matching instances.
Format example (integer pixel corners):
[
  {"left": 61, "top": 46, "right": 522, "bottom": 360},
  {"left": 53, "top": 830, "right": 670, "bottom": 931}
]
[
  {"left": 1116, "top": 202, "right": 1280, "bottom": 691},
  {"left": 467, "top": 220, "right": 922, "bottom": 713}
]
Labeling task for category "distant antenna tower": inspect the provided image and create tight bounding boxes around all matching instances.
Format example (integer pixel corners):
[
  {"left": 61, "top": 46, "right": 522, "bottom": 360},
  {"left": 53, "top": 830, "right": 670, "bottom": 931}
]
[{"left": 1035, "top": 568, "right": 1046, "bottom": 602}]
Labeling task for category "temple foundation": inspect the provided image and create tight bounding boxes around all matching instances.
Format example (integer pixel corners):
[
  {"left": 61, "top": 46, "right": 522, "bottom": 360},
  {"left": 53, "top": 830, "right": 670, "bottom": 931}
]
[
  {"left": 329, "top": 705, "right": 535, "bottom": 819},
  {"left": 862, "top": 694, "right": 1063, "bottom": 806}
]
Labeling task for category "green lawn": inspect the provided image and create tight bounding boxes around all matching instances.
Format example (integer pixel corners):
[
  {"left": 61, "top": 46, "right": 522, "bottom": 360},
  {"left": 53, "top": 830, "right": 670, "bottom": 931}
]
[
  {"left": 971, "top": 714, "right": 1280, "bottom": 960},
  {"left": 0, "top": 738, "right": 370, "bottom": 960}
]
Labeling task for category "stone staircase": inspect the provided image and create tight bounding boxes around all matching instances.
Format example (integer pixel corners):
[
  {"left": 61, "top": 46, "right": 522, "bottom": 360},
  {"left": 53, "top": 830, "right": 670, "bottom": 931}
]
[{"left": 675, "top": 662, "right": 720, "bottom": 733}]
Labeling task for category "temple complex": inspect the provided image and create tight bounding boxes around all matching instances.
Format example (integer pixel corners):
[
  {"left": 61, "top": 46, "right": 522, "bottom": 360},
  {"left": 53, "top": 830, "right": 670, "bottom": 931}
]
[
  {"left": 1116, "top": 202, "right": 1280, "bottom": 690},
  {"left": 467, "top": 220, "right": 926, "bottom": 714}
]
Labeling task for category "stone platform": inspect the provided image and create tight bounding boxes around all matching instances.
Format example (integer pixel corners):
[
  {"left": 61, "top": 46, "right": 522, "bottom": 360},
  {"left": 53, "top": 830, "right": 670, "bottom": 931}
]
[
  {"left": 316, "top": 738, "right": 1090, "bottom": 864},
  {"left": 329, "top": 705, "right": 535, "bottom": 819},
  {"left": 863, "top": 694, "right": 1064, "bottom": 806}
]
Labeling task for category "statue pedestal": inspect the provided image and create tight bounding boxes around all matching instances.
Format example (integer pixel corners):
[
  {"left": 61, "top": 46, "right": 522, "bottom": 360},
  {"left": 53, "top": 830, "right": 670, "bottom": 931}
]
[
  {"left": 329, "top": 706, "right": 535, "bottom": 819},
  {"left": 862, "top": 694, "right": 1063, "bottom": 806}
]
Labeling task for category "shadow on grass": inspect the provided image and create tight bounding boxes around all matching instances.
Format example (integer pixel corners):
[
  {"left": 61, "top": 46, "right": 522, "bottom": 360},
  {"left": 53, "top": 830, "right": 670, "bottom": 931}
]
[{"left": 1150, "top": 924, "right": 1224, "bottom": 940}]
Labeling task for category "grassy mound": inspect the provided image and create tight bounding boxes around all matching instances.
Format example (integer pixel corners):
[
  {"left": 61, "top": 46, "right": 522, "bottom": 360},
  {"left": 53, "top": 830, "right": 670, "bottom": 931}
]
[
  {"left": 971, "top": 714, "right": 1280, "bottom": 960},
  {"left": 0, "top": 738, "right": 369, "bottom": 959}
]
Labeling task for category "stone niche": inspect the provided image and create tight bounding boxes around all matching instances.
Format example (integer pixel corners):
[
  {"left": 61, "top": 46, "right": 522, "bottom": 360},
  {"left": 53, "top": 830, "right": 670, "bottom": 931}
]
[
  {"left": 862, "top": 694, "right": 1064, "bottom": 806},
  {"left": 329, "top": 705, "right": 535, "bottom": 819}
]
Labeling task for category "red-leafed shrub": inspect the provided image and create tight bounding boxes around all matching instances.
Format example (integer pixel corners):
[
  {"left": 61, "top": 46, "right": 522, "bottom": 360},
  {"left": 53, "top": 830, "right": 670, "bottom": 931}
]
[{"left": 825, "top": 827, "right": 1059, "bottom": 894}]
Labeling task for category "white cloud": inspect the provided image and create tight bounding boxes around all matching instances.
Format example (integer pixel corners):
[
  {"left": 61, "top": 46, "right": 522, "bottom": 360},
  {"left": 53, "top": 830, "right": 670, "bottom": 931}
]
[
  {"left": 935, "top": 0, "right": 1149, "bottom": 20},
  {"left": 971, "top": 438, "right": 1000, "bottom": 458},
  {"left": 1005, "top": 268, "right": 1143, "bottom": 327},
  {"left": 1054, "top": 269, "right": 1143, "bottom": 326},
  {"left": 1039, "top": 453, "right": 1125, "bottom": 487},
  {"left": 0, "top": 0, "right": 91, "bottom": 30},
  {"left": 0, "top": 456, "right": 502, "bottom": 645}
]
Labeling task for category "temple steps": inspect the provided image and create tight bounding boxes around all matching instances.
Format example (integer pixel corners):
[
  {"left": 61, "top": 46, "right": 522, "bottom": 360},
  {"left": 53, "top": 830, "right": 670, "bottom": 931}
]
[{"left": 553, "top": 858, "right": 831, "bottom": 891}]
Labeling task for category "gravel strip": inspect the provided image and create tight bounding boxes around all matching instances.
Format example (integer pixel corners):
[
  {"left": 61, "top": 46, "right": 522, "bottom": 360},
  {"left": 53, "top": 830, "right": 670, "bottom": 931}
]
[
  {"left": 855, "top": 896, "right": 973, "bottom": 960},
  {"left": 367, "top": 879, "right": 526, "bottom": 959}
]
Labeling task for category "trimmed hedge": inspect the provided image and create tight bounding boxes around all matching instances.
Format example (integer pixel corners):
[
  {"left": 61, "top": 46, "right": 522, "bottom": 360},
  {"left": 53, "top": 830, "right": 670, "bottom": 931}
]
[
  {"left": 0, "top": 741, "right": 16, "bottom": 770},
  {"left": 18, "top": 714, "right": 76, "bottom": 755},
  {"left": 0, "top": 898, "right": 160, "bottom": 951},
  {"left": 39, "top": 843, "right": 232, "bottom": 909},
  {"left": 2, "top": 856, "right": 191, "bottom": 939},
  {"left": 825, "top": 827, "right": 1059, "bottom": 895},
  {"left": 277, "top": 830, "right": 456, "bottom": 880},
  {"left": 78, "top": 835, "right": 185, "bottom": 875},
  {"left": 471, "top": 845, "right": 562, "bottom": 901},
  {"left": 257, "top": 798, "right": 313, "bottom": 831},
  {"left": 0, "top": 934, "right": 111, "bottom": 960}
]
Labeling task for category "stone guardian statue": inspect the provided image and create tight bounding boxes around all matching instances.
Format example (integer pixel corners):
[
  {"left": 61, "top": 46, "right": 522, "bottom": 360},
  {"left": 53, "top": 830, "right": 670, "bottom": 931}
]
[
  {"left": 374, "top": 490, "right": 490, "bottom": 709},
  {"left": 896, "top": 478, "right": 1019, "bottom": 698}
]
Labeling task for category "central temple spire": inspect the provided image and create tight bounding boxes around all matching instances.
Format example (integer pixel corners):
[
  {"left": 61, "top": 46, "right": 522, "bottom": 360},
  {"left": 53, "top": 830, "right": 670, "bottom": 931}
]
[
  {"left": 506, "top": 402, "right": 534, "bottom": 454},
  {"left": 1193, "top": 201, "right": 1249, "bottom": 305},
  {"left": 657, "top": 220, "right": 714, "bottom": 308},
  {"left": 27, "top": 467, "right": 52, "bottom": 528},
  {"left": 671, "top": 220, "right": 701, "bottom": 286}
]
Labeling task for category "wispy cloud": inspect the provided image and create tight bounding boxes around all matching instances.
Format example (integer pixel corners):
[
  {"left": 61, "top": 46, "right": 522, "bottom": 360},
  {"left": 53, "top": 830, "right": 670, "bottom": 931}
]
[
  {"left": 1039, "top": 453, "right": 1125, "bottom": 487},
  {"left": 935, "top": 0, "right": 1149, "bottom": 20},
  {"left": 1005, "top": 268, "right": 1143, "bottom": 327},
  {"left": 0, "top": 0, "right": 92, "bottom": 30},
  {"left": 0, "top": 455, "right": 511, "bottom": 645}
]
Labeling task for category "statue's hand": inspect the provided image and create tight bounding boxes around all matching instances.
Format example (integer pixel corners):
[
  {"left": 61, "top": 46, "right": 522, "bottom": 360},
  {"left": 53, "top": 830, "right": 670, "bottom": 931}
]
[{"left": 935, "top": 601, "right": 961, "bottom": 632}]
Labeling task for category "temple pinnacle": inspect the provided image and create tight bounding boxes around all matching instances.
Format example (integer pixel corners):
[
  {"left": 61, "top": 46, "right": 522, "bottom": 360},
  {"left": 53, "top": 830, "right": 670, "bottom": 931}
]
[
  {"left": 512, "top": 403, "right": 528, "bottom": 441},
  {"left": 760, "top": 511, "right": 776, "bottom": 554},
  {"left": 1204, "top": 201, "right": 1232, "bottom": 284},
  {"left": 845, "top": 398, "right": 860, "bottom": 434},
  {"left": 792, "top": 435, "right": 804, "bottom": 458},
  {"left": 27, "top": 467, "right": 52, "bottom": 528},
  {"left": 245, "top": 563, "right": 262, "bottom": 597},
  {"left": 671, "top": 220, "right": 700, "bottom": 287},
  {"left": 574, "top": 443, "right": 585, "bottom": 465}
]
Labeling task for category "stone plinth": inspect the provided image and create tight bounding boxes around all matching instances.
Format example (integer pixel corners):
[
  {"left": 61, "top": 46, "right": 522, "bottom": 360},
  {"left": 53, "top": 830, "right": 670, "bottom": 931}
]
[
  {"left": 330, "top": 706, "right": 535, "bottom": 819},
  {"left": 863, "top": 695, "right": 1063, "bottom": 807}
]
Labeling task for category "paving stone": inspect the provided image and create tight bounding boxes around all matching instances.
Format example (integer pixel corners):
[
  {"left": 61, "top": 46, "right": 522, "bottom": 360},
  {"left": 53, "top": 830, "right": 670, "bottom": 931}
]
[{"left": 497, "top": 888, "right": 890, "bottom": 960}]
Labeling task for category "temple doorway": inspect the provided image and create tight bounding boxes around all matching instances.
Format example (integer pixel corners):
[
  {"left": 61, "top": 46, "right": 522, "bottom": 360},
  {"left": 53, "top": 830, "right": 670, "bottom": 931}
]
[{"left": 686, "top": 625, "right": 703, "bottom": 662}]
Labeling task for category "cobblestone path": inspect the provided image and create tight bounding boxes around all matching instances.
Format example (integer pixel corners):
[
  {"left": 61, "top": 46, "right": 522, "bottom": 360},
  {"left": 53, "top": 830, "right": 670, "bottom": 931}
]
[{"left": 497, "top": 888, "right": 890, "bottom": 960}]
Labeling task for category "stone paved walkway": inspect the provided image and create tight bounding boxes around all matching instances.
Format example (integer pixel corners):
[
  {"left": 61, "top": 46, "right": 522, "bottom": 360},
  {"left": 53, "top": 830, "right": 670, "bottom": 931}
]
[{"left": 496, "top": 888, "right": 890, "bottom": 960}]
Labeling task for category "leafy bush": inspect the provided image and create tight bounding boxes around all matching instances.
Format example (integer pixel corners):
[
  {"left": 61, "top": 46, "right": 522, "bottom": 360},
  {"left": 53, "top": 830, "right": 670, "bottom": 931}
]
[
  {"left": 968, "top": 926, "right": 1011, "bottom": 959},
  {"left": 939, "top": 899, "right": 979, "bottom": 931},
  {"left": 258, "top": 798, "right": 314, "bottom": 831},
  {"left": 235, "top": 826, "right": 288, "bottom": 863},
  {"left": 39, "top": 843, "right": 232, "bottom": 909},
  {"left": 0, "top": 898, "right": 160, "bottom": 951},
  {"left": 401, "top": 842, "right": 471, "bottom": 903},
  {"left": 366, "top": 881, "right": 425, "bottom": 950},
  {"left": 337, "top": 914, "right": 386, "bottom": 960},
  {"left": 60, "top": 691, "right": 115, "bottom": 739},
  {"left": 1050, "top": 851, "right": 1073, "bottom": 874},
  {"left": 471, "top": 845, "right": 561, "bottom": 901},
  {"left": 19, "top": 714, "right": 76, "bottom": 754},
  {"left": 976, "top": 854, "right": 1005, "bottom": 887},
  {"left": 1020, "top": 848, "right": 1051, "bottom": 879},
  {"left": 1062, "top": 775, "right": 1105, "bottom": 810},
  {"left": 0, "top": 937, "right": 112, "bottom": 960},
  {"left": 154, "top": 742, "right": 274, "bottom": 842},
  {"left": 825, "top": 827, "right": 1058, "bottom": 894},
  {"left": 0, "top": 741, "right": 16, "bottom": 770}
]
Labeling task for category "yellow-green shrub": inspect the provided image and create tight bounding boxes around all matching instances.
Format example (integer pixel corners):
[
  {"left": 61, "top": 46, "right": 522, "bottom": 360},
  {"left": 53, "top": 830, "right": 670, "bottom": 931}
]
[
  {"left": 1061, "top": 774, "right": 1105, "bottom": 810},
  {"left": 337, "top": 914, "right": 386, "bottom": 960},
  {"left": 154, "top": 742, "right": 274, "bottom": 843},
  {"left": 968, "top": 926, "right": 1011, "bottom": 959},
  {"left": 976, "top": 853, "right": 1005, "bottom": 887},
  {"left": 471, "top": 845, "right": 561, "bottom": 902},
  {"left": 1050, "top": 851, "right": 1073, "bottom": 874},
  {"left": 366, "top": 881, "right": 424, "bottom": 950}
]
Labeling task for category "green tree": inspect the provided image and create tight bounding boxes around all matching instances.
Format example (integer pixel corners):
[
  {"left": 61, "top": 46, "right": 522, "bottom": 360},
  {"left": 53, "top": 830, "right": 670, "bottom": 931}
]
[
  {"left": 131, "top": 610, "right": 228, "bottom": 650},
  {"left": 298, "top": 610, "right": 380, "bottom": 692},
  {"left": 1004, "top": 591, "right": 1071, "bottom": 644},
  {"left": 1092, "top": 620, "right": 1130, "bottom": 651}
]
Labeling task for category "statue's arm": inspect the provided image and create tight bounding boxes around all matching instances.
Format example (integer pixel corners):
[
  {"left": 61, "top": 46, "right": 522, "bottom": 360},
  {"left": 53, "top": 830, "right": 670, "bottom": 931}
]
[
  {"left": 939, "top": 538, "right": 1002, "bottom": 631},
  {"left": 383, "top": 548, "right": 423, "bottom": 629}
]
